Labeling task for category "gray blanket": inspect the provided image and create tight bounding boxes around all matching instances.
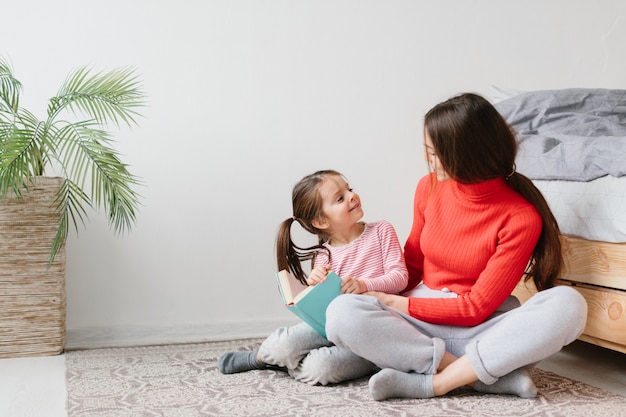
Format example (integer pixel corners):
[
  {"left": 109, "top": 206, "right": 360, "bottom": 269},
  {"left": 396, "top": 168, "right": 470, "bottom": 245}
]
[{"left": 495, "top": 88, "right": 626, "bottom": 181}]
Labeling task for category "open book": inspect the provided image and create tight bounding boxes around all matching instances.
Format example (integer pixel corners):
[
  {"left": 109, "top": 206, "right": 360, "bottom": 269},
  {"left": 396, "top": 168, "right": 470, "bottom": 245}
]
[{"left": 275, "top": 270, "right": 342, "bottom": 338}]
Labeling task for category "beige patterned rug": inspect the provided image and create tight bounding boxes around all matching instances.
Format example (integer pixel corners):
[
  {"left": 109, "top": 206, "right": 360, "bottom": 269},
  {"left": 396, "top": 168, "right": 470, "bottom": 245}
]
[{"left": 66, "top": 337, "right": 625, "bottom": 417}]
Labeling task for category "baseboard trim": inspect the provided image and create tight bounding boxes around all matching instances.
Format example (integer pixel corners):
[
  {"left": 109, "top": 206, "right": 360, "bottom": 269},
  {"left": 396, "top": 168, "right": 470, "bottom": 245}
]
[{"left": 66, "top": 318, "right": 299, "bottom": 350}]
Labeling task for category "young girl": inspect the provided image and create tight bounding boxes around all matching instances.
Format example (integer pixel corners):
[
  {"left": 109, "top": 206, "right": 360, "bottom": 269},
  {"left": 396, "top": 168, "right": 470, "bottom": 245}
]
[
  {"left": 325, "top": 93, "right": 588, "bottom": 400},
  {"left": 218, "top": 169, "right": 408, "bottom": 385}
]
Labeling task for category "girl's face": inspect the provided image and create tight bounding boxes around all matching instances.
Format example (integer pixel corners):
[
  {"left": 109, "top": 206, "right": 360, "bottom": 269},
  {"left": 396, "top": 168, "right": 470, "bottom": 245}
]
[
  {"left": 317, "top": 175, "right": 364, "bottom": 232},
  {"left": 424, "top": 130, "right": 450, "bottom": 181}
]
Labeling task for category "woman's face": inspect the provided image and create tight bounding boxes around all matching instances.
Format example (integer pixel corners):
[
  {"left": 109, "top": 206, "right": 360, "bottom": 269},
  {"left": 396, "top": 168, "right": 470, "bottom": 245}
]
[{"left": 423, "top": 130, "right": 450, "bottom": 182}]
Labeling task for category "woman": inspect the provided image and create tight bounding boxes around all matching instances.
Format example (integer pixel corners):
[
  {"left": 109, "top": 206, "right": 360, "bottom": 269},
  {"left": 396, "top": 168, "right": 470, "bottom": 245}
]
[{"left": 325, "top": 93, "right": 587, "bottom": 400}]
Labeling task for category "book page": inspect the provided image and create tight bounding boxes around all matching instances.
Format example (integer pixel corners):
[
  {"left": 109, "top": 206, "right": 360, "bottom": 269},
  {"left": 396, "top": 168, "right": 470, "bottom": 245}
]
[
  {"left": 292, "top": 284, "right": 315, "bottom": 304},
  {"left": 276, "top": 270, "right": 309, "bottom": 303}
]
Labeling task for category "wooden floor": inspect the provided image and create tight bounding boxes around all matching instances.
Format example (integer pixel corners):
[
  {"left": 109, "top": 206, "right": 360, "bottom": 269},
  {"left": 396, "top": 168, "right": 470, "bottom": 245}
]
[{"left": 0, "top": 340, "right": 624, "bottom": 417}]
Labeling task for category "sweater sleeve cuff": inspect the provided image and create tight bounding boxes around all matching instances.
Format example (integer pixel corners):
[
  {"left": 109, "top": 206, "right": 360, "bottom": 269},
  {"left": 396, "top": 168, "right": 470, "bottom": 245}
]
[{"left": 407, "top": 297, "right": 419, "bottom": 318}]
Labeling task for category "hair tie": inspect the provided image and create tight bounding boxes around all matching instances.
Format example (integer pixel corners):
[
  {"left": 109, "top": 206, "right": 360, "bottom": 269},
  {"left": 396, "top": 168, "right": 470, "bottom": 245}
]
[{"left": 505, "top": 164, "right": 516, "bottom": 181}]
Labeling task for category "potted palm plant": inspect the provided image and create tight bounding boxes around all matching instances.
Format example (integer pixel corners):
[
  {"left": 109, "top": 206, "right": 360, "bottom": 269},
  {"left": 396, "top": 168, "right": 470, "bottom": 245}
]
[{"left": 0, "top": 56, "right": 146, "bottom": 357}]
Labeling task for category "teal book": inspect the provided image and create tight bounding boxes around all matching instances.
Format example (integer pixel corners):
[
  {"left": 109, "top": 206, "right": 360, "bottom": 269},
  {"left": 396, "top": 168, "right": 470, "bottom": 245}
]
[{"left": 275, "top": 270, "right": 342, "bottom": 338}]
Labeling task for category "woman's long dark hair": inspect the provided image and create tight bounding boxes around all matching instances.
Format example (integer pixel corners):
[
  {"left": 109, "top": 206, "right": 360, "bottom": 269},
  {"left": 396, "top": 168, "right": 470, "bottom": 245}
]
[
  {"left": 424, "top": 93, "right": 562, "bottom": 290},
  {"left": 275, "top": 170, "right": 339, "bottom": 285}
]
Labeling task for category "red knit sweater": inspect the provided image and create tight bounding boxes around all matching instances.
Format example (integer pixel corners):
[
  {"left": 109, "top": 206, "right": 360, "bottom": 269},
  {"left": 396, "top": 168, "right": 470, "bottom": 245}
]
[{"left": 403, "top": 173, "right": 542, "bottom": 326}]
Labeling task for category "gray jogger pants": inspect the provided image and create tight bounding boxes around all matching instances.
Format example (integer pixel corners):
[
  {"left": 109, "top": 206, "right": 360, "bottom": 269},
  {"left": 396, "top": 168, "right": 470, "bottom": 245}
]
[
  {"left": 325, "top": 285, "right": 587, "bottom": 384},
  {"left": 257, "top": 322, "right": 378, "bottom": 385}
]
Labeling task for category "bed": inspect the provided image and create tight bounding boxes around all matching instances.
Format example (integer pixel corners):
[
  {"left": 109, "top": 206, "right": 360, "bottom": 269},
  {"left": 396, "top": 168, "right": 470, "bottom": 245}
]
[{"left": 493, "top": 88, "right": 626, "bottom": 354}]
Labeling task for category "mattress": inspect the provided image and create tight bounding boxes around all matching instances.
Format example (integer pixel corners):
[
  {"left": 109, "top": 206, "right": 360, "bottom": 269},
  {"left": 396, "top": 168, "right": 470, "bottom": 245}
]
[
  {"left": 534, "top": 175, "right": 626, "bottom": 243},
  {"left": 490, "top": 87, "right": 626, "bottom": 243}
]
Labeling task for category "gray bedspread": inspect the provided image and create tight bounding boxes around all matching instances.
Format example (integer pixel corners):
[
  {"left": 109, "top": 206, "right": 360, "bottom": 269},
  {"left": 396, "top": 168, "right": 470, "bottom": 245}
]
[{"left": 495, "top": 88, "right": 626, "bottom": 181}]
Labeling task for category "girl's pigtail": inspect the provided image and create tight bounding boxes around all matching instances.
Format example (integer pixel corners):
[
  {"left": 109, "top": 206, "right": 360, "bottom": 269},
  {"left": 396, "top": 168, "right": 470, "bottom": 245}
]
[
  {"left": 276, "top": 218, "right": 295, "bottom": 273},
  {"left": 276, "top": 217, "right": 310, "bottom": 285},
  {"left": 276, "top": 217, "right": 328, "bottom": 285}
]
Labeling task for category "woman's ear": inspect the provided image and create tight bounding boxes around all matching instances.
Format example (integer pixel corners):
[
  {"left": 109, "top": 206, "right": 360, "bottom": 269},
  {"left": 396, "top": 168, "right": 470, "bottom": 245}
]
[{"left": 311, "top": 216, "right": 329, "bottom": 230}]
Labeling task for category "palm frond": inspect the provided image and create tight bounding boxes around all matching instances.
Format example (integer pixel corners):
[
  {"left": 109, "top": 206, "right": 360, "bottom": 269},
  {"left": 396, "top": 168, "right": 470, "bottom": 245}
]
[
  {"left": 0, "top": 57, "right": 21, "bottom": 115},
  {"left": 55, "top": 121, "right": 141, "bottom": 235},
  {"left": 49, "top": 66, "right": 146, "bottom": 128},
  {"left": 0, "top": 110, "right": 51, "bottom": 195},
  {"left": 51, "top": 178, "right": 91, "bottom": 265}
]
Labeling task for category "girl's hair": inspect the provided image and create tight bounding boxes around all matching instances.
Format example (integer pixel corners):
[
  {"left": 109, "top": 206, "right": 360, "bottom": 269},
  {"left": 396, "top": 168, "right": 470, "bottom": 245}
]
[
  {"left": 276, "top": 170, "right": 341, "bottom": 285},
  {"left": 424, "top": 93, "right": 562, "bottom": 291}
]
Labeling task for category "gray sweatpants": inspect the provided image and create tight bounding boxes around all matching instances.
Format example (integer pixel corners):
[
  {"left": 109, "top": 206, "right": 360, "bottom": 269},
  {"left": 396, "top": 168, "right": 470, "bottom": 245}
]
[
  {"left": 326, "top": 285, "right": 587, "bottom": 384},
  {"left": 257, "top": 322, "right": 378, "bottom": 385},
  {"left": 256, "top": 283, "right": 461, "bottom": 385}
]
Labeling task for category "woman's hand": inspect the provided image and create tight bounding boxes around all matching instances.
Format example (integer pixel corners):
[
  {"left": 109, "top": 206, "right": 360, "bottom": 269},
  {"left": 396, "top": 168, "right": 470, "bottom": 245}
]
[
  {"left": 365, "top": 291, "right": 409, "bottom": 314},
  {"left": 341, "top": 276, "right": 368, "bottom": 294},
  {"left": 306, "top": 265, "right": 331, "bottom": 285}
]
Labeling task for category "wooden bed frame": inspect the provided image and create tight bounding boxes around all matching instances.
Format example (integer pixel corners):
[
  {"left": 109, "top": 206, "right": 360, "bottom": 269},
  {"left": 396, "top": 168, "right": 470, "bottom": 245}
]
[{"left": 513, "top": 235, "right": 626, "bottom": 354}]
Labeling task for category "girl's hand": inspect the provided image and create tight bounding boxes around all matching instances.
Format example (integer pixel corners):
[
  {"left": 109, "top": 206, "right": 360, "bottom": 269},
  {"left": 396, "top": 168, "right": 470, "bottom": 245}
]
[
  {"left": 365, "top": 291, "right": 409, "bottom": 314},
  {"left": 341, "top": 276, "right": 368, "bottom": 294},
  {"left": 306, "top": 265, "right": 331, "bottom": 285}
]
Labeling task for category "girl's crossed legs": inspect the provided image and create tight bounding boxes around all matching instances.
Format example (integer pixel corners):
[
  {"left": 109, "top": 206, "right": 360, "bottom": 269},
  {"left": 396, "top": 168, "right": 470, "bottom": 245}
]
[{"left": 219, "top": 322, "right": 377, "bottom": 385}]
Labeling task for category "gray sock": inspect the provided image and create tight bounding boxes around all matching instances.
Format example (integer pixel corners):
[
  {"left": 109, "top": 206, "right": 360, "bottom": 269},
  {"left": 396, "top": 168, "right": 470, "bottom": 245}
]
[
  {"left": 473, "top": 368, "right": 537, "bottom": 398},
  {"left": 218, "top": 349, "right": 266, "bottom": 374},
  {"left": 369, "top": 369, "right": 434, "bottom": 401}
]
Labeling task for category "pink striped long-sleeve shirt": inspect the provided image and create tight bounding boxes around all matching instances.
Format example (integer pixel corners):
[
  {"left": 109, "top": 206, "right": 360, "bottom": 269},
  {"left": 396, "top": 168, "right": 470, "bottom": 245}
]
[{"left": 313, "top": 220, "right": 408, "bottom": 294}]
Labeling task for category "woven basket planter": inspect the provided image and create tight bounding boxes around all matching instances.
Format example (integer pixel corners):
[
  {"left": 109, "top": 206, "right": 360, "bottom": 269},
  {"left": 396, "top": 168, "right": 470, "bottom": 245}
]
[{"left": 0, "top": 177, "right": 66, "bottom": 357}]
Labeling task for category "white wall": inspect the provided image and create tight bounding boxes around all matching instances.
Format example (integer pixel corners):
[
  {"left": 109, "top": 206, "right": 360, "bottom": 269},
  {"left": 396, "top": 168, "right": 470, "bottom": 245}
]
[{"left": 2, "top": 0, "right": 625, "bottom": 347}]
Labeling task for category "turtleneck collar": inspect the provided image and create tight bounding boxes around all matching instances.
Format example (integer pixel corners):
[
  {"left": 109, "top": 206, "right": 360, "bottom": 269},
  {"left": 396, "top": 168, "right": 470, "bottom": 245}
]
[{"left": 452, "top": 177, "right": 509, "bottom": 201}]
